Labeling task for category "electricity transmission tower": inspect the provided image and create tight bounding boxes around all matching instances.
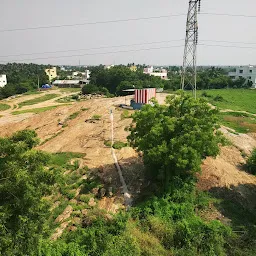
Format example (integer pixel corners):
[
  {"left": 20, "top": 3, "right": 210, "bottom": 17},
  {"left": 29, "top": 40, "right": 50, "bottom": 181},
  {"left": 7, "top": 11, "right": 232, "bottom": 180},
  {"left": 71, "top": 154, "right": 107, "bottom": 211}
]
[{"left": 181, "top": 0, "right": 201, "bottom": 98}]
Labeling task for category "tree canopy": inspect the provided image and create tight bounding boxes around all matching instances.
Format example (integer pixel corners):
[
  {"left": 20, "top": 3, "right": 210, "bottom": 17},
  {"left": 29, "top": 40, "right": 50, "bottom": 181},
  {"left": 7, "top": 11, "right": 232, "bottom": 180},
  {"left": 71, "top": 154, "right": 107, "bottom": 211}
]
[
  {"left": 128, "top": 93, "right": 224, "bottom": 190},
  {"left": 0, "top": 130, "right": 57, "bottom": 256}
]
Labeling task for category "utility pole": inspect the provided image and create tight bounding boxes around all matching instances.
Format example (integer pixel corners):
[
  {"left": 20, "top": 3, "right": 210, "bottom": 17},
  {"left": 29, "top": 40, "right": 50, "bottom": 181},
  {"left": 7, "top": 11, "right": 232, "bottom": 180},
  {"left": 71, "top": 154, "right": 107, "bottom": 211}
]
[
  {"left": 37, "top": 75, "right": 40, "bottom": 90},
  {"left": 181, "top": 0, "right": 201, "bottom": 99}
]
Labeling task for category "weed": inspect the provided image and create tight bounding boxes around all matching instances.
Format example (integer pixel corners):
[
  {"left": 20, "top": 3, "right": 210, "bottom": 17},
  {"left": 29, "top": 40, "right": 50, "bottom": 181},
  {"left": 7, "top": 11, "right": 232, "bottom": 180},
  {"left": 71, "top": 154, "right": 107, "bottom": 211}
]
[
  {"left": 81, "top": 107, "right": 89, "bottom": 111},
  {"left": 68, "top": 111, "right": 80, "bottom": 120},
  {"left": 0, "top": 103, "right": 11, "bottom": 111},
  {"left": 121, "top": 109, "right": 132, "bottom": 120},
  {"left": 113, "top": 141, "right": 128, "bottom": 150},
  {"left": 92, "top": 114, "right": 101, "bottom": 120}
]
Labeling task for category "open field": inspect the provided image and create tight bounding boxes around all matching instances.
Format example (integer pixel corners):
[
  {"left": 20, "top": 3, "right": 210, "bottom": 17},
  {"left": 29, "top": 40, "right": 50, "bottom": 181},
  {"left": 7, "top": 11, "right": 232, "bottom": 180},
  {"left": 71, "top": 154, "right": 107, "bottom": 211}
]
[
  {"left": 198, "top": 89, "right": 256, "bottom": 113},
  {"left": 0, "top": 103, "right": 11, "bottom": 111},
  {"left": 0, "top": 90, "right": 256, "bottom": 252},
  {"left": 219, "top": 112, "right": 256, "bottom": 134},
  {"left": 18, "top": 93, "right": 60, "bottom": 108}
]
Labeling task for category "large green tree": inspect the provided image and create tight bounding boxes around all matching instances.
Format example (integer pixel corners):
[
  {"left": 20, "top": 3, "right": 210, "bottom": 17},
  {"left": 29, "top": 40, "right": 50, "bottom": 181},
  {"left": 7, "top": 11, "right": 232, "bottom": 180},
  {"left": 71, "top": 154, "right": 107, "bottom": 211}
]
[
  {"left": 0, "top": 130, "right": 57, "bottom": 256},
  {"left": 128, "top": 93, "right": 224, "bottom": 190}
]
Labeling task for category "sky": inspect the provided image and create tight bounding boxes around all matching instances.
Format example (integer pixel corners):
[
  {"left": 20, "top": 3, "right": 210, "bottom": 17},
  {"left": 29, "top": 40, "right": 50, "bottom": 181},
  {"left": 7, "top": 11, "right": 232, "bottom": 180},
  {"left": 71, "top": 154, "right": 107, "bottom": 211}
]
[{"left": 0, "top": 0, "right": 256, "bottom": 66}]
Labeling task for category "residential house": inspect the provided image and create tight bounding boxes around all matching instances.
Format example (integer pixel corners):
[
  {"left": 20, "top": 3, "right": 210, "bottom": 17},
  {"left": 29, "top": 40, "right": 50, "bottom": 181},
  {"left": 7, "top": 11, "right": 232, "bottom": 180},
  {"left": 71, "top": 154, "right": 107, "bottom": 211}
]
[
  {"left": 45, "top": 67, "right": 57, "bottom": 82},
  {"left": 143, "top": 66, "right": 168, "bottom": 80},
  {"left": 228, "top": 65, "right": 256, "bottom": 88}
]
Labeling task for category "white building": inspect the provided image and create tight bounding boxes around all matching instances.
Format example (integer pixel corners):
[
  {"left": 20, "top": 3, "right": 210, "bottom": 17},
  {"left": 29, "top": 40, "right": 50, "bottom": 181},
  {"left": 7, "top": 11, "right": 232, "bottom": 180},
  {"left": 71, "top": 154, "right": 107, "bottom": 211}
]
[
  {"left": 85, "top": 69, "right": 91, "bottom": 80},
  {"left": 0, "top": 74, "right": 7, "bottom": 88},
  {"left": 228, "top": 65, "right": 256, "bottom": 88},
  {"left": 143, "top": 66, "right": 168, "bottom": 80}
]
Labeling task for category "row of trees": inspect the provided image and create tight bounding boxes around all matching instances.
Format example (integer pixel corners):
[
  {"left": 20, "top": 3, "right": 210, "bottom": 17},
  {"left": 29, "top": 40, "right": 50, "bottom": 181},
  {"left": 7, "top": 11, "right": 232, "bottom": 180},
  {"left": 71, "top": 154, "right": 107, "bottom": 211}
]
[{"left": 87, "top": 65, "right": 250, "bottom": 95}]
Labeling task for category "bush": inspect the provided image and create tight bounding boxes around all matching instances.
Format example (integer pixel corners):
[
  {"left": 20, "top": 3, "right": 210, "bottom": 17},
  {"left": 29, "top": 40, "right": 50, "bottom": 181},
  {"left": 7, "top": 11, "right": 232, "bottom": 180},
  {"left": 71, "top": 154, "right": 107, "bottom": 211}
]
[
  {"left": 113, "top": 141, "right": 128, "bottom": 150},
  {"left": 213, "top": 95, "right": 225, "bottom": 102},
  {"left": 92, "top": 114, "right": 101, "bottom": 120},
  {"left": 246, "top": 148, "right": 256, "bottom": 174}
]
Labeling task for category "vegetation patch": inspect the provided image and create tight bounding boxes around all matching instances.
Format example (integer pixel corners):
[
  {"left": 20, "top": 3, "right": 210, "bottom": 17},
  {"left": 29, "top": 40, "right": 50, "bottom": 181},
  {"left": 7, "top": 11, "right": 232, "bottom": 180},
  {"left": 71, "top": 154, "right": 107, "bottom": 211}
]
[
  {"left": 12, "top": 105, "right": 58, "bottom": 115},
  {"left": 67, "top": 111, "right": 80, "bottom": 120},
  {"left": 92, "top": 114, "right": 101, "bottom": 120},
  {"left": 40, "top": 130, "right": 65, "bottom": 145},
  {"left": 0, "top": 103, "right": 11, "bottom": 111},
  {"left": 219, "top": 112, "right": 256, "bottom": 133},
  {"left": 199, "top": 89, "right": 256, "bottom": 113},
  {"left": 246, "top": 148, "right": 256, "bottom": 175},
  {"left": 56, "top": 94, "right": 80, "bottom": 103},
  {"left": 18, "top": 93, "right": 59, "bottom": 107},
  {"left": 121, "top": 109, "right": 133, "bottom": 119}
]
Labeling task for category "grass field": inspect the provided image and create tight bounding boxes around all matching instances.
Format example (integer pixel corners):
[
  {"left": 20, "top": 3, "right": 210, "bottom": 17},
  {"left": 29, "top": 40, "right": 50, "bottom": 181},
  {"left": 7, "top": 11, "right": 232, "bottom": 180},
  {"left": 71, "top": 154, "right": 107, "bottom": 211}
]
[
  {"left": 0, "top": 103, "right": 11, "bottom": 111},
  {"left": 219, "top": 112, "right": 256, "bottom": 133},
  {"left": 198, "top": 89, "right": 256, "bottom": 114},
  {"left": 12, "top": 106, "right": 59, "bottom": 115},
  {"left": 23, "top": 90, "right": 42, "bottom": 95},
  {"left": 18, "top": 94, "right": 59, "bottom": 108}
]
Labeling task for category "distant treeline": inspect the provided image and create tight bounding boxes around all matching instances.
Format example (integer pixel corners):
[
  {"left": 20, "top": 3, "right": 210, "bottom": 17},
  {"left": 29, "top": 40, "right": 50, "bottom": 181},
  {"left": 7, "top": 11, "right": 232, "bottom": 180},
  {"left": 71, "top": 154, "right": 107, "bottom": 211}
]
[
  {"left": 87, "top": 65, "right": 250, "bottom": 95},
  {"left": 0, "top": 63, "right": 49, "bottom": 99}
]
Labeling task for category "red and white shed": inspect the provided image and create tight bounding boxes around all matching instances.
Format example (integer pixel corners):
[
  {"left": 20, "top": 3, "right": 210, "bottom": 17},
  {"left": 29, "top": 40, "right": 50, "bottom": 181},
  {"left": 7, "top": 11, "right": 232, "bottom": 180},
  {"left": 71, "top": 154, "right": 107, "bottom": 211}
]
[{"left": 135, "top": 88, "right": 156, "bottom": 104}]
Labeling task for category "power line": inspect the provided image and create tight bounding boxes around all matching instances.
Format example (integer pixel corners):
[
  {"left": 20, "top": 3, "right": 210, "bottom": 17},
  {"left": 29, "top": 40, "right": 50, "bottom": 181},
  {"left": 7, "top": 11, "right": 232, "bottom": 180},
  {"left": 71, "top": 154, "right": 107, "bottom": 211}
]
[
  {"left": 0, "top": 45, "right": 184, "bottom": 63},
  {"left": 0, "top": 14, "right": 185, "bottom": 33},
  {"left": 0, "top": 39, "right": 184, "bottom": 58},
  {"left": 1, "top": 12, "right": 255, "bottom": 33},
  {"left": 1, "top": 43, "right": 256, "bottom": 64},
  {"left": 1, "top": 39, "right": 256, "bottom": 59},
  {"left": 201, "top": 12, "right": 256, "bottom": 18}
]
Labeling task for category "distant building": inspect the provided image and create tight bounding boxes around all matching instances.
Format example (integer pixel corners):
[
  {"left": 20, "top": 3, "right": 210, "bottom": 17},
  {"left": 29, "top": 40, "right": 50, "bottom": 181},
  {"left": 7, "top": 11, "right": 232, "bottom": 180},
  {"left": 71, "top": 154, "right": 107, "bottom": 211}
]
[
  {"left": 130, "top": 65, "right": 137, "bottom": 72},
  {"left": 0, "top": 74, "right": 7, "bottom": 88},
  {"left": 52, "top": 80, "right": 85, "bottom": 88},
  {"left": 143, "top": 66, "right": 168, "bottom": 80},
  {"left": 228, "top": 65, "right": 256, "bottom": 88},
  {"left": 45, "top": 67, "right": 57, "bottom": 82},
  {"left": 85, "top": 69, "right": 91, "bottom": 80},
  {"left": 104, "top": 64, "right": 115, "bottom": 70}
]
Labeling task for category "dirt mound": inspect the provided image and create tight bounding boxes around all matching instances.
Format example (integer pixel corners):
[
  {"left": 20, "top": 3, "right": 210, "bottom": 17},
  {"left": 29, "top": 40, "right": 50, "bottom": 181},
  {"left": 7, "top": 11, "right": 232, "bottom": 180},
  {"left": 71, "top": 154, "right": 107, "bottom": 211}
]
[{"left": 198, "top": 146, "right": 256, "bottom": 191}]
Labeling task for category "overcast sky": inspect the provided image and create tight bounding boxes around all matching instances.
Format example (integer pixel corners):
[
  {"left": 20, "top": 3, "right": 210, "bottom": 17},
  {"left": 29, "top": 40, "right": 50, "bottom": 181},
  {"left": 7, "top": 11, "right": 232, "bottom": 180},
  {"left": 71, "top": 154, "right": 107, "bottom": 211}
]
[{"left": 0, "top": 0, "right": 256, "bottom": 66}]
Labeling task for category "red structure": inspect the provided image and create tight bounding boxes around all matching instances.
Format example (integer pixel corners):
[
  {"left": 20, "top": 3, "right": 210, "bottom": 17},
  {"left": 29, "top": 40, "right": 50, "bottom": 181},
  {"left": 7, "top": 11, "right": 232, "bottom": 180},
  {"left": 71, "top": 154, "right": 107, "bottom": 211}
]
[{"left": 135, "top": 88, "right": 156, "bottom": 104}]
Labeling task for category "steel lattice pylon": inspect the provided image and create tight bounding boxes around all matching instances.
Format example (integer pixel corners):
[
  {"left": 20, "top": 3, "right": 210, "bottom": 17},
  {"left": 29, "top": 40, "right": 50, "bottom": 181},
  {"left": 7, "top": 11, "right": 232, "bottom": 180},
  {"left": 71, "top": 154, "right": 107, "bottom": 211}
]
[{"left": 181, "top": 0, "right": 201, "bottom": 98}]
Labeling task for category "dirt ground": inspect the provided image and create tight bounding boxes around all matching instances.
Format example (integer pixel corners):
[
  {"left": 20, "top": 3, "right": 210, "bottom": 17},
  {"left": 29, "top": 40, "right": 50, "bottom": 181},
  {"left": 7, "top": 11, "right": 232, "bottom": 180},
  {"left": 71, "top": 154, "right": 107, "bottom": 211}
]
[{"left": 1, "top": 91, "right": 256, "bottom": 205}]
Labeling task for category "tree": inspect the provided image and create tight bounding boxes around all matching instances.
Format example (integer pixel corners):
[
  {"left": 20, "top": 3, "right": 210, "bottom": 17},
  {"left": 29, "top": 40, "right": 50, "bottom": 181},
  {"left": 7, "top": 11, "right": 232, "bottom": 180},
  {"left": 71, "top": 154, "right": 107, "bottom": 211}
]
[
  {"left": 0, "top": 130, "right": 57, "bottom": 256},
  {"left": 128, "top": 93, "right": 224, "bottom": 191}
]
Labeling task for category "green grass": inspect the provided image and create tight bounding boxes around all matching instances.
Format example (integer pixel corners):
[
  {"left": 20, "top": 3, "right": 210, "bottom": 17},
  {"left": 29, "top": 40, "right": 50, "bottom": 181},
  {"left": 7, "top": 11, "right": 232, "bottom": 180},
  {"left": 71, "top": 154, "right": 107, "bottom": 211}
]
[
  {"left": 92, "top": 114, "right": 101, "bottom": 120},
  {"left": 219, "top": 111, "right": 256, "bottom": 133},
  {"left": 68, "top": 111, "right": 80, "bottom": 120},
  {"left": 18, "top": 93, "right": 59, "bottom": 107},
  {"left": 197, "top": 89, "right": 256, "bottom": 113},
  {"left": 50, "top": 152, "right": 85, "bottom": 167},
  {"left": 12, "top": 106, "right": 59, "bottom": 115},
  {"left": 121, "top": 109, "right": 133, "bottom": 120},
  {"left": 0, "top": 103, "right": 11, "bottom": 111},
  {"left": 23, "top": 90, "right": 42, "bottom": 95},
  {"left": 104, "top": 140, "right": 128, "bottom": 149}
]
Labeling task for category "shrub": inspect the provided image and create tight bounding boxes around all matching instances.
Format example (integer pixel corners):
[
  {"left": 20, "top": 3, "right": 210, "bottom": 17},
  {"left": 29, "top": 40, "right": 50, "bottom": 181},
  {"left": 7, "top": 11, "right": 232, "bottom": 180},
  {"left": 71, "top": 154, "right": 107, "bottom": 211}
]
[
  {"left": 213, "top": 95, "right": 225, "bottom": 102},
  {"left": 92, "top": 114, "right": 101, "bottom": 120},
  {"left": 113, "top": 141, "right": 128, "bottom": 150},
  {"left": 246, "top": 148, "right": 256, "bottom": 174}
]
